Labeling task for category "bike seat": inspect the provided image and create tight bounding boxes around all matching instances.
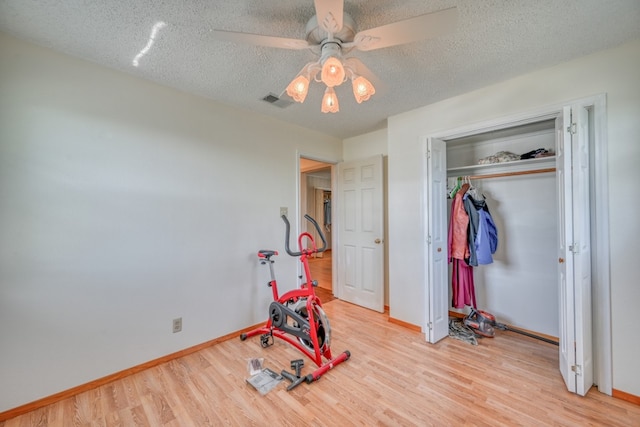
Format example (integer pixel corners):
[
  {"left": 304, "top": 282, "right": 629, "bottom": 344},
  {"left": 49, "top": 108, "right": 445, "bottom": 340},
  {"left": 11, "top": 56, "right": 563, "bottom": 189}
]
[{"left": 258, "top": 250, "right": 278, "bottom": 259}]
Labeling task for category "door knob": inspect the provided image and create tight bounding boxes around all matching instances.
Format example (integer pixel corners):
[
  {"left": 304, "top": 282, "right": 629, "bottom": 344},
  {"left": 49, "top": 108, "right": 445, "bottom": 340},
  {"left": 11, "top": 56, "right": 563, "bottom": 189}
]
[
  {"left": 375, "top": 239, "right": 382, "bottom": 244},
  {"left": 558, "top": 257, "right": 565, "bottom": 264}
]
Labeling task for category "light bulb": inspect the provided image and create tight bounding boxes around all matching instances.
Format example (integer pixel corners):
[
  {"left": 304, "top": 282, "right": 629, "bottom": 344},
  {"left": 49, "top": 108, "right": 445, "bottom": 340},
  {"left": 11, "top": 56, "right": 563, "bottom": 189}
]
[
  {"left": 352, "top": 76, "right": 376, "bottom": 103},
  {"left": 321, "top": 87, "right": 339, "bottom": 113},
  {"left": 286, "top": 75, "right": 310, "bottom": 103},
  {"left": 321, "top": 57, "right": 345, "bottom": 88}
]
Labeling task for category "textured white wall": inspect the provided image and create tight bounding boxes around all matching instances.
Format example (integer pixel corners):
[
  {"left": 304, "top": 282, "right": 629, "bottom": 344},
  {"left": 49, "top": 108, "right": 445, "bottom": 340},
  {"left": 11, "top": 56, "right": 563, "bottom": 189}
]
[
  {"left": 387, "top": 39, "right": 640, "bottom": 396},
  {"left": 0, "top": 34, "right": 341, "bottom": 411}
]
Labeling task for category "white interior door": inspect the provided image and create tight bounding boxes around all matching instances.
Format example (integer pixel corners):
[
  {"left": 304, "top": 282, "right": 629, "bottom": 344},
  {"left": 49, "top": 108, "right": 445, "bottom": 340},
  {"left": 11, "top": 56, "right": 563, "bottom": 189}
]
[
  {"left": 426, "top": 138, "right": 449, "bottom": 342},
  {"left": 558, "top": 105, "right": 593, "bottom": 396},
  {"left": 336, "top": 155, "right": 384, "bottom": 312}
]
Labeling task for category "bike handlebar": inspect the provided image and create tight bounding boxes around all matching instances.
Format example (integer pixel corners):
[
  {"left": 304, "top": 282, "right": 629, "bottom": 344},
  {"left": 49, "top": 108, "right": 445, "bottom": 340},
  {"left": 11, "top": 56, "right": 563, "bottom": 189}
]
[{"left": 281, "top": 214, "right": 327, "bottom": 257}]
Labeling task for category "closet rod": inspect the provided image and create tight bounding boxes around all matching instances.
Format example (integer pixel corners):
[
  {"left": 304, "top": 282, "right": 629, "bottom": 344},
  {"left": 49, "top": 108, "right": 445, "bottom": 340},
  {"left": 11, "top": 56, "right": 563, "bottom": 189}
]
[{"left": 464, "top": 167, "right": 556, "bottom": 180}]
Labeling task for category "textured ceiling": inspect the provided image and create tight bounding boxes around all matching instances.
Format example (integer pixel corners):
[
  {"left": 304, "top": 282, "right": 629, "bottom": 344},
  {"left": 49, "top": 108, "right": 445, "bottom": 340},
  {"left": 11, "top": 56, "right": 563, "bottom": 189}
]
[{"left": 1, "top": 1, "right": 639, "bottom": 139}]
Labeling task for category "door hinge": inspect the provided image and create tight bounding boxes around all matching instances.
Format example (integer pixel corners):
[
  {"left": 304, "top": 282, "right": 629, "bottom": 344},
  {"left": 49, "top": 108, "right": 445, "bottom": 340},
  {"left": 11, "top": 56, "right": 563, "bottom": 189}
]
[
  {"left": 428, "top": 322, "right": 433, "bottom": 330},
  {"left": 427, "top": 235, "right": 432, "bottom": 244},
  {"left": 567, "top": 123, "right": 577, "bottom": 135},
  {"left": 426, "top": 149, "right": 431, "bottom": 159},
  {"left": 568, "top": 243, "right": 579, "bottom": 254},
  {"left": 571, "top": 364, "right": 583, "bottom": 376}
]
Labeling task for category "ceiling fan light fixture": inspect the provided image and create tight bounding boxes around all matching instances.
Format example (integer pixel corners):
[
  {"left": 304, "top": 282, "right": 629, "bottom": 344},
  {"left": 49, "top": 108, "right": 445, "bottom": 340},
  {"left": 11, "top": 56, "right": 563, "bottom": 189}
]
[
  {"left": 351, "top": 75, "right": 376, "bottom": 103},
  {"left": 286, "top": 74, "right": 310, "bottom": 103},
  {"left": 321, "top": 87, "right": 339, "bottom": 113},
  {"left": 320, "top": 56, "right": 345, "bottom": 87},
  {"left": 208, "top": 4, "right": 460, "bottom": 114}
]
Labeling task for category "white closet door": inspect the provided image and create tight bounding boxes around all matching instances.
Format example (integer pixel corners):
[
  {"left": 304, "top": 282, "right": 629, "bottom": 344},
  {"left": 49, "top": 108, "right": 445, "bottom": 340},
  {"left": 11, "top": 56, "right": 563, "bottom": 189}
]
[
  {"left": 425, "top": 138, "right": 449, "bottom": 343},
  {"left": 572, "top": 105, "right": 593, "bottom": 395},
  {"left": 558, "top": 105, "right": 593, "bottom": 396},
  {"left": 557, "top": 108, "right": 575, "bottom": 392}
]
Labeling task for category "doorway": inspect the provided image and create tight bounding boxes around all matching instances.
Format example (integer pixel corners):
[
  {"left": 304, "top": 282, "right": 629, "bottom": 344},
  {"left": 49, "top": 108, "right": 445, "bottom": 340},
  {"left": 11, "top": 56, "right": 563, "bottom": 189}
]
[
  {"left": 300, "top": 157, "right": 333, "bottom": 298},
  {"left": 299, "top": 154, "right": 385, "bottom": 311}
]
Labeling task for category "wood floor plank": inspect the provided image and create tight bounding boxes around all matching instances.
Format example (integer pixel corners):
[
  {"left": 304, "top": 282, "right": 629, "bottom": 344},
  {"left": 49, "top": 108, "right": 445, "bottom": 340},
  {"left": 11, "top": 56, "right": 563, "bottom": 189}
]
[{"left": 2, "top": 299, "right": 640, "bottom": 426}]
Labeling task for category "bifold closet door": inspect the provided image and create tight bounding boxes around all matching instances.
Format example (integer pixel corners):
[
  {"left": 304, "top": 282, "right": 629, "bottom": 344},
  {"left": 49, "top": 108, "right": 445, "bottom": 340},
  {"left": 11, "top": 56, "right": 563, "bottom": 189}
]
[
  {"left": 425, "top": 137, "right": 449, "bottom": 343},
  {"left": 557, "top": 105, "right": 593, "bottom": 396}
]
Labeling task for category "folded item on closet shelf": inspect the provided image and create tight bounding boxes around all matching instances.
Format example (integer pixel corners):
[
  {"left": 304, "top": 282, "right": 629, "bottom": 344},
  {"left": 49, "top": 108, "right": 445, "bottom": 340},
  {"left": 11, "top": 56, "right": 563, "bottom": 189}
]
[
  {"left": 477, "top": 151, "right": 521, "bottom": 164},
  {"left": 535, "top": 150, "right": 555, "bottom": 158},
  {"left": 520, "top": 148, "right": 555, "bottom": 159}
]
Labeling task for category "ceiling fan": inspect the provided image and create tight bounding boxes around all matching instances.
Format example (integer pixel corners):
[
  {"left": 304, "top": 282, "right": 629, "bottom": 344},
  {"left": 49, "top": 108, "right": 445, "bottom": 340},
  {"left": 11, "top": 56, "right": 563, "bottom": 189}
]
[{"left": 210, "top": 0, "right": 458, "bottom": 113}]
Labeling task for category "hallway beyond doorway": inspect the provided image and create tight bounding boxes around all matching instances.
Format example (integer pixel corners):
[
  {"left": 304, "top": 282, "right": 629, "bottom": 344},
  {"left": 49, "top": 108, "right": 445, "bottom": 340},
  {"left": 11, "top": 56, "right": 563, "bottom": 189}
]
[{"left": 308, "top": 250, "right": 334, "bottom": 302}]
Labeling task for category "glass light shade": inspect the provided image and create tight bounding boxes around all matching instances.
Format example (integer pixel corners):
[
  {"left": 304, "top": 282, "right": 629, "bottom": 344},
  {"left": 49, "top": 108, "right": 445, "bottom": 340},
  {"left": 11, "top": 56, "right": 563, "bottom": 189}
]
[
  {"left": 352, "top": 76, "right": 376, "bottom": 103},
  {"left": 286, "top": 75, "right": 310, "bottom": 103},
  {"left": 320, "top": 57, "right": 346, "bottom": 88},
  {"left": 321, "top": 87, "right": 339, "bottom": 113}
]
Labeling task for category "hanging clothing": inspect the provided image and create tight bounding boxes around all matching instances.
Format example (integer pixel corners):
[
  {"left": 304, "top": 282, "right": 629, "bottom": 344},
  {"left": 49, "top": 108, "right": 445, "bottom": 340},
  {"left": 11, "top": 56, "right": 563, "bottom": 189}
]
[
  {"left": 463, "top": 193, "right": 480, "bottom": 267},
  {"left": 449, "top": 190, "right": 470, "bottom": 261},
  {"left": 451, "top": 259, "right": 477, "bottom": 309},
  {"left": 463, "top": 193, "right": 498, "bottom": 266},
  {"left": 448, "top": 188, "right": 476, "bottom": 309},
  {"left": 476, "top": 208, "right": 498, "bottom": 265},
  {"left": 323, "top": 198, "right": 331, "bottom": 226}
]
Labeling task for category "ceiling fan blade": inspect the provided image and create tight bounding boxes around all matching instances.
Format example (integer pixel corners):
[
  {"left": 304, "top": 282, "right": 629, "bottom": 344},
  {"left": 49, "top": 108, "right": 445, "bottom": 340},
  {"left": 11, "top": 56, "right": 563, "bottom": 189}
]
[
  {"left": 210, "top": 29, "right": 310, "bottom": 50},
  {"left": 344, "top": 58, "right": 378, "bottom": 83},
  {"left": 343, "top": 57, "right": 386, "bottom": 93},
  {"left": 314, "top": 0, "right": 344, "bottom": 34},
  {"left": 352, "top": 7, "right": 458, "bottom": 52}
]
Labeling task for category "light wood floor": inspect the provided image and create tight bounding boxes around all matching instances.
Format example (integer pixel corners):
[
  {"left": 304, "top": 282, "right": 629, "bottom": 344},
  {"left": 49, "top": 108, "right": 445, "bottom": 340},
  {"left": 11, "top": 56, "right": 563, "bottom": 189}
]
[
  {"left": 3, "top": 299, "right": 639, "bottom": 426},
  {"left": 308, "top": 250, "right": 334, "bottom": 303}
]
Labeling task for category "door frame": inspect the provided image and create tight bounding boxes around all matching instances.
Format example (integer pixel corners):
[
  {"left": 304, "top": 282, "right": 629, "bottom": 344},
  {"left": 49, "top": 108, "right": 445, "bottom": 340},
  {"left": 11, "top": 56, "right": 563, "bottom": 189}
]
[
  {"left": 298, "top": 152, "right": 339, "bottom": 297},
  {"left": 423, "top": 94, "right": 611, "bottom": 395}
]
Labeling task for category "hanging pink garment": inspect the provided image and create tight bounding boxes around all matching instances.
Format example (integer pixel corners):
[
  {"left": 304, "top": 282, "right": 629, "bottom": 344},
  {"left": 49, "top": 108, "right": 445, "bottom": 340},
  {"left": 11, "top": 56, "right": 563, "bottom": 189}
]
[
  {"left": 449, "top": 191, "right": 470, "bottom": 260},
  {"left": 448, "top": 190, "right": 476, "bottom": 309},
  {"left": 451, "top": 259, "right": 477, "bottom": 309}
]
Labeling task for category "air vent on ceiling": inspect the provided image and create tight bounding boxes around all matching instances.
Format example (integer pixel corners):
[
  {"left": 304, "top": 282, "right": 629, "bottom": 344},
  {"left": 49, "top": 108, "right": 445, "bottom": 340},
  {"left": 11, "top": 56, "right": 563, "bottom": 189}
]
[{"left": 262, "top": 93, "right": 293, "bottom": 109}]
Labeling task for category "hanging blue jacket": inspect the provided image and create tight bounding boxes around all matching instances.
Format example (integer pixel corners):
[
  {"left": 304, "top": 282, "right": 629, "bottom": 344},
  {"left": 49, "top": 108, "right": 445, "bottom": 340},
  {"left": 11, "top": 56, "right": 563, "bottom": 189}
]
[{"left": 476, "top": 209, "right": 498, "bottom": 265}]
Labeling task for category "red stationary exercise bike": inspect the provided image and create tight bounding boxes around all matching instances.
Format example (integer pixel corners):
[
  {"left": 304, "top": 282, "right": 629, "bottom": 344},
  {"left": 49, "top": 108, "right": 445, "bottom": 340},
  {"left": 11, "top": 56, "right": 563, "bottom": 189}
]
[{"left": 240, "top": 214, "right": 350, "bottom": 385}]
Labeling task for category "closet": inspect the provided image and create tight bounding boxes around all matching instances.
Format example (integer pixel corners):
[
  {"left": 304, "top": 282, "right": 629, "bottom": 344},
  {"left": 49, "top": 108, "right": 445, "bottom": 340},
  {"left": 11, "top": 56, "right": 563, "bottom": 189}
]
[
  {"left": 426, "top": 99, "right": 606, "bottom": 397},
  {"left": 445, "top": 120, "right": 558, "bottom": 338}
]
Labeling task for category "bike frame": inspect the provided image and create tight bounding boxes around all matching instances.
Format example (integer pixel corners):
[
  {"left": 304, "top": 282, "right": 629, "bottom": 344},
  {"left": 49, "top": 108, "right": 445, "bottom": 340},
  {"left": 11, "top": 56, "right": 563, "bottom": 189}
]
[{"left": 241, "top": 215, "right": 350, "bottom": 383}]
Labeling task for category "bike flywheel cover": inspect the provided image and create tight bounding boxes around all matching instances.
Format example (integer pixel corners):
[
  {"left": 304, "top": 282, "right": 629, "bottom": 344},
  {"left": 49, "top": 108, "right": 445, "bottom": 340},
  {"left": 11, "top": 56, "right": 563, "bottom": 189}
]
[{"left": 269, "top": 302, "right": 285, "bottom": 328}]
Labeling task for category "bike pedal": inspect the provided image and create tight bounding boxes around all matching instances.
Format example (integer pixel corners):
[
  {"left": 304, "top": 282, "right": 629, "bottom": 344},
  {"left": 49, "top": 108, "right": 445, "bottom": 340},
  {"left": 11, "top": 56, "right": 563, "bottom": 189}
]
[{"left": 260, "top": 333, "right": 274, "bottom": 348}]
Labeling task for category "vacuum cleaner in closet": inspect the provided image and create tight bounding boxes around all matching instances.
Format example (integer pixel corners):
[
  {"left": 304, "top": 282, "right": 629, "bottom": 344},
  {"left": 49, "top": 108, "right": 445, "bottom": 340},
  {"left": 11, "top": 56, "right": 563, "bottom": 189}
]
[{"left": 464, "top": 308, "right": 558, "bottom": 345}]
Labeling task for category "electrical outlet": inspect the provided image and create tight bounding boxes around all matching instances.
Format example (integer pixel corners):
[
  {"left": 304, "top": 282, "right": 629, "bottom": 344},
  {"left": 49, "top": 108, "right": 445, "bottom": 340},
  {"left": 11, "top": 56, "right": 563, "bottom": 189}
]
[
  {"left": 280, "top": 207, "right": 288, "bottom": 217},
  {"left": 173, "top": 317, "right": 182, "bottom": 333}
]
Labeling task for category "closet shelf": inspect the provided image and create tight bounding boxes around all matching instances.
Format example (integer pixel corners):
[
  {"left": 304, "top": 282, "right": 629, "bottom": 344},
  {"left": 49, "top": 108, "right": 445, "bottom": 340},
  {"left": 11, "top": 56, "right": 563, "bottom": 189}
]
[{"left": 447, "top": 156, "right": 555, "bottom": 177}]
